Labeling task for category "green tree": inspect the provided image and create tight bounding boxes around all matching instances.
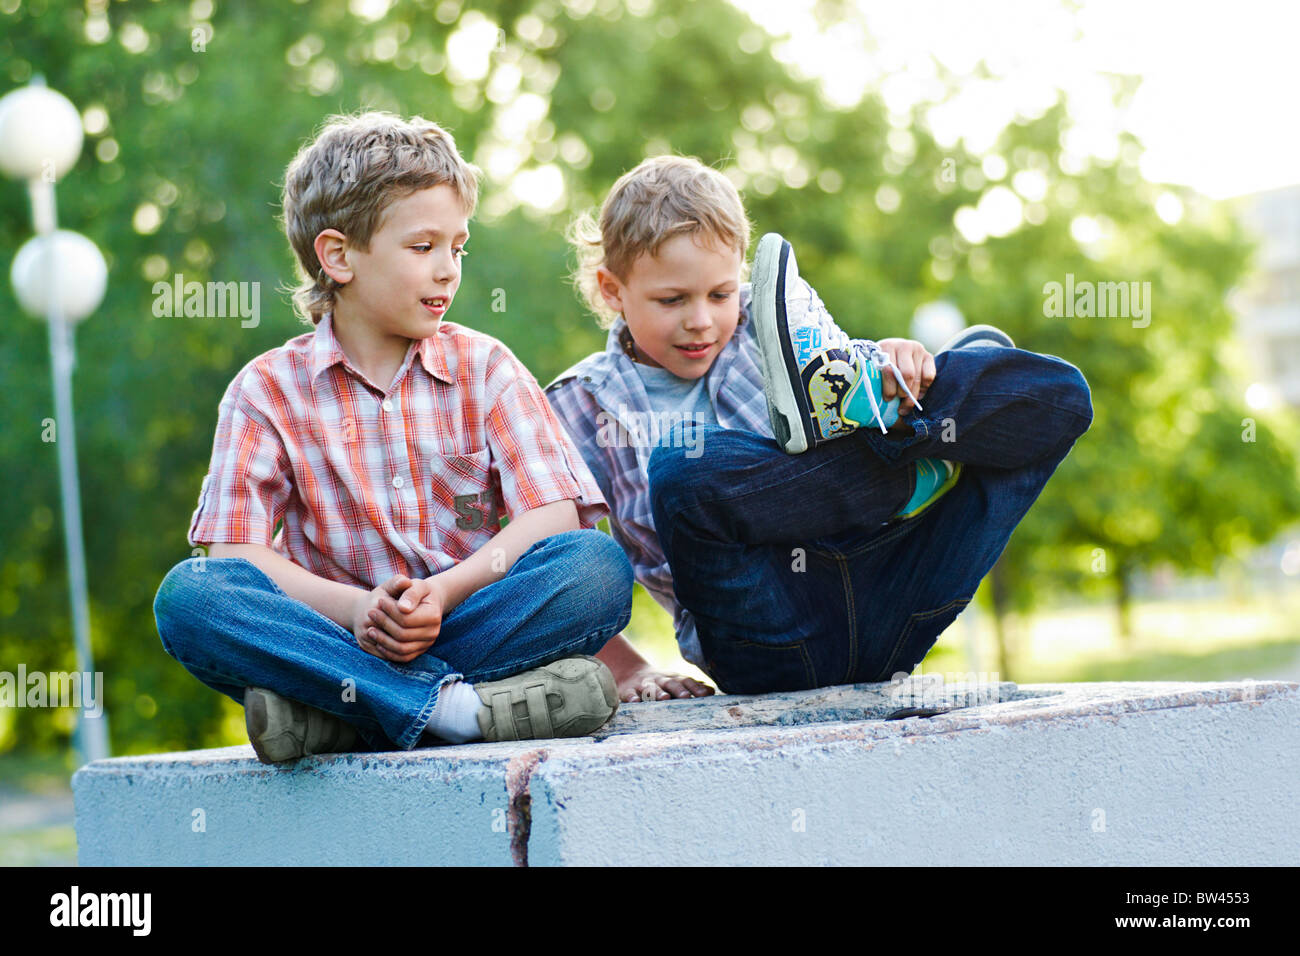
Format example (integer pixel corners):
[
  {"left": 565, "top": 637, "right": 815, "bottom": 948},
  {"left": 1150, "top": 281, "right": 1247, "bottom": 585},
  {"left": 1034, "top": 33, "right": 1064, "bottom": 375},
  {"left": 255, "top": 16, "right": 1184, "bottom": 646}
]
[
  {"left": 938, "top": 93, "right": 1300, "bottom": 658},
  {"left": 2, "top": 0, "right": 1295, "bottom": 757}
]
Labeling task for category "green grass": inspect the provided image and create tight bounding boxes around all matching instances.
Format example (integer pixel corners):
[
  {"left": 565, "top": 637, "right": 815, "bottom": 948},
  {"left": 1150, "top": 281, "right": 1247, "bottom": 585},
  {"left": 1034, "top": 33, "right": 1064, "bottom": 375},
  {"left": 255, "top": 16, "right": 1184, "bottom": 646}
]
[
  {"left": 0, "top": 748, "right": 80, "bottom": 794},
  {"left": 914, "top": 587, "right": 1300, "bottom": 686},
  {"left": 0, "top": 750, "right": 79, "bottom": 867},
  {"left": 0, "top": 826, "right": 77, "bottom": 867},
  {"left": 1027, "top": 636, "right": 1300, "bottom": 684}
]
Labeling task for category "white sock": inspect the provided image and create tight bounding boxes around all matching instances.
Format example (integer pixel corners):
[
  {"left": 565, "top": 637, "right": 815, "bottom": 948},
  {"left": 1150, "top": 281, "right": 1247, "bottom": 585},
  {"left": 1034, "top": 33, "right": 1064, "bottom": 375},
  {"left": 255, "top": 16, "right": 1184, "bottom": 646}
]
[{"left": 424, "top": 680, "right": 485, "bottom": 744}]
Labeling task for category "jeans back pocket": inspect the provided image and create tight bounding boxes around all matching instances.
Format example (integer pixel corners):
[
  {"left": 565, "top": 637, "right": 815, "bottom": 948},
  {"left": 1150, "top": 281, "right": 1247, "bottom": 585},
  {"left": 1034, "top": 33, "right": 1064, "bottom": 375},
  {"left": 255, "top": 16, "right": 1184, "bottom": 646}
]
[
  {"left": 873, "top": 595, "right": 973, "bottom": 683},
  {"left": 699, "top": 629, "right": 819, "bottom": 696}
]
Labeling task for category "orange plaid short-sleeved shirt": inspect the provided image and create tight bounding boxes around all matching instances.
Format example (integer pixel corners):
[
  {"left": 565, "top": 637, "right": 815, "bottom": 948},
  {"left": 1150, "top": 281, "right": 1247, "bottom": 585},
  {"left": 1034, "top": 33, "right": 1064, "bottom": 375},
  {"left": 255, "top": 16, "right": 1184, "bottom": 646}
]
[{"left": 189, "top": 312, "right": 608, "bottom": 588}]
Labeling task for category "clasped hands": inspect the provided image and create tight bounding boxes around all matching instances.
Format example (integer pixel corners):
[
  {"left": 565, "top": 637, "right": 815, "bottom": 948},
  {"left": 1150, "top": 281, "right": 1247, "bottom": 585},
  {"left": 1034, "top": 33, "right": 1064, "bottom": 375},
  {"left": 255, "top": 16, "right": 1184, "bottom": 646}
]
[
  {"left": 351, "top": 574, "right": 445, "bottom": 663},
  {"left": 349, "top": 576, "right": 718, "bottom": 705}
]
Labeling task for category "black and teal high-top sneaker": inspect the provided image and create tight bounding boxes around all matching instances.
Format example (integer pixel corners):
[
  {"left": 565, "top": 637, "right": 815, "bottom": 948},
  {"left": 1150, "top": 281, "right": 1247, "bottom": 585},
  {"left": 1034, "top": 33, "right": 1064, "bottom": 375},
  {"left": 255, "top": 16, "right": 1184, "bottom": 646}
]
[{"left": 751, "top": 232, "right": 922, "bottom": 454}]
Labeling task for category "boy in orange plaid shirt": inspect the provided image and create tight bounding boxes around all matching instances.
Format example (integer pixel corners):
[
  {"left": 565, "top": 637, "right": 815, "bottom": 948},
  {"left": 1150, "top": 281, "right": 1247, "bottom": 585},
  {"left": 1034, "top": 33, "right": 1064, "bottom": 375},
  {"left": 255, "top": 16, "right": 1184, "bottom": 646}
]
[{"left": 154, "top": 113, "right": 631, "bottom": 762}]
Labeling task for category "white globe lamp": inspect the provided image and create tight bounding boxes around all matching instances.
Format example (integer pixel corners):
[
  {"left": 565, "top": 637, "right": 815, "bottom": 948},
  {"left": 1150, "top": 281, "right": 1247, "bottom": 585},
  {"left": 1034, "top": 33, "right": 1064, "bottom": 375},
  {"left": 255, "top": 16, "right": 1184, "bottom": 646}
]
[
  {"left": 11, "top": 229, "right": 108, "bottom": 322},
  {"left": 0, "top": 82, "right": 84, "bottom": 181}
]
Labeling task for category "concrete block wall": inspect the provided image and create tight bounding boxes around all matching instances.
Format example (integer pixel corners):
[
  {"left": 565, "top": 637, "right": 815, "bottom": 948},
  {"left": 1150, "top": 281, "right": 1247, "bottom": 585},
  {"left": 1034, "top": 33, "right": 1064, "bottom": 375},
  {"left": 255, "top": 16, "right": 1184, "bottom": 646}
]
[{"left": 72, "top": 680, "right": 1299, "bottom": 865}]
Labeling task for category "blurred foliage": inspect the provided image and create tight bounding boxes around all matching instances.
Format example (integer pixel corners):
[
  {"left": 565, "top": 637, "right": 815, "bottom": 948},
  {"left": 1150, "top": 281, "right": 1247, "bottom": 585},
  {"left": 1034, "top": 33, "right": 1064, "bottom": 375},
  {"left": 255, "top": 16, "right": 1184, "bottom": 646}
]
[{"left": 1, "top": 0, "right": 1297, "bottom": 757}]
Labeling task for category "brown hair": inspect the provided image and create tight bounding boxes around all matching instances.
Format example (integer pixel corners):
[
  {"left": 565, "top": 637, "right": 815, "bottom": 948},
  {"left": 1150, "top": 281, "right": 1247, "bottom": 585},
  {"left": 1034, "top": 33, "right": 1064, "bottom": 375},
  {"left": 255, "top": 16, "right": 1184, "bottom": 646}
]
[
  {"left": 281, "top": 111, "right": 481, "bottom": 324},
  {"left": 570, "top": 155, "right": 751, "bottom": 327}
]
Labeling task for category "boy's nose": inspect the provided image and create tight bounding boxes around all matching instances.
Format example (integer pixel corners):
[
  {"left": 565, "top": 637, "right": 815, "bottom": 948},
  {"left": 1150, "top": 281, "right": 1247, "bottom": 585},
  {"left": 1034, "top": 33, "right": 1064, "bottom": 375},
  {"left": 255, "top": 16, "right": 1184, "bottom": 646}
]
[
  {"left": 683, "top": 303, "right": 712, "bottom": 330},
  {"left": 432, "top": 253, "right": 458, "bottom": 283}
]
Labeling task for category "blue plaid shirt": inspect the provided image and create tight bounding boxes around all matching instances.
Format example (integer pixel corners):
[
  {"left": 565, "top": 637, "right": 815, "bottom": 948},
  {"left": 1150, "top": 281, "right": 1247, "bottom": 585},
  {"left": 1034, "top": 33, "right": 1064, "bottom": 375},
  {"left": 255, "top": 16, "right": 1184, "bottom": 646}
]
[{"left": 544, "top": 285, "right": 773, "bottom": 667}]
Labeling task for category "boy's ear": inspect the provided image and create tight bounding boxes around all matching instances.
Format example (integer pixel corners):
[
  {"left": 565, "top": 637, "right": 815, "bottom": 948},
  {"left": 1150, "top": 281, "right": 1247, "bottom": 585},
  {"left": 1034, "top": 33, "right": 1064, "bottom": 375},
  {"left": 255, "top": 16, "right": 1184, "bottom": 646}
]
[
  {"left": 595, "top": 266, "right": 625, "bottom": 314},
  {"left": 314, "top": 229, "right": 352, "bottom": 285}
]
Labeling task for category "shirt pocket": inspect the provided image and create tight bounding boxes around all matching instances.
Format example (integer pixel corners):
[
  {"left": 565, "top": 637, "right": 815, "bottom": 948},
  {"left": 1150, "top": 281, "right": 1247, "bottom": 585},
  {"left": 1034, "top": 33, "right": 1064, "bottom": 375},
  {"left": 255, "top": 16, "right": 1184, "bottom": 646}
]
[{"left": 426, "top": 448, "right": 501, "bottom": 560}]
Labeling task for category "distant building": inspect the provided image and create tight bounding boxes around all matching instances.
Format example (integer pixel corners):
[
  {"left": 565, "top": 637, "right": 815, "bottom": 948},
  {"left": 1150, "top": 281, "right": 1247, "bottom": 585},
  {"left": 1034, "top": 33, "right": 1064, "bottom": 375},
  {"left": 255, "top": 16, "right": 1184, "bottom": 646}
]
[{"left": 1234, "top": 184, "right": 1300, "bottom": 408}]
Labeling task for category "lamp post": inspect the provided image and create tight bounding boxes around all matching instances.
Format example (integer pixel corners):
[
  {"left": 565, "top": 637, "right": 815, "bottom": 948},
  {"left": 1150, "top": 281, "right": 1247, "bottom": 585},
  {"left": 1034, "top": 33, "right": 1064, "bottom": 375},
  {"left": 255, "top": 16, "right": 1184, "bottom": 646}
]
[{"left": 0, "top": 78, "right": 110, "bottom": 764}]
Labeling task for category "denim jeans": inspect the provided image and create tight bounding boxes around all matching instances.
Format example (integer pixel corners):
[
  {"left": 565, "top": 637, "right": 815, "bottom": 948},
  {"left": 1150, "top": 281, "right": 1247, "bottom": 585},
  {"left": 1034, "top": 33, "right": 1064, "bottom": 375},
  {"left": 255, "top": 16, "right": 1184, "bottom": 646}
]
[
  {"left": 648, "top": 345, "right": 1094, "bottom": 695},
  {"left": 153, "top": 529, "right": 634, "bottom": 751}
]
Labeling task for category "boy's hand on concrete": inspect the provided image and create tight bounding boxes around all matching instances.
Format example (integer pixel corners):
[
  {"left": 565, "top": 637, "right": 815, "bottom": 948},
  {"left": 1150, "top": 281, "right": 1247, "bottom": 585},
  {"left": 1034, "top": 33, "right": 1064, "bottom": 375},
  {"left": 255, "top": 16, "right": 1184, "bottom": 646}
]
[
  {"left": 353, "top": 575, "right": 445, "bottom": 663},
  {"left": 619, "top": 667, "right": 715, "bottom": 703},
  {"left": 875, "top": 337, "right": 935, "bottom": 414}
]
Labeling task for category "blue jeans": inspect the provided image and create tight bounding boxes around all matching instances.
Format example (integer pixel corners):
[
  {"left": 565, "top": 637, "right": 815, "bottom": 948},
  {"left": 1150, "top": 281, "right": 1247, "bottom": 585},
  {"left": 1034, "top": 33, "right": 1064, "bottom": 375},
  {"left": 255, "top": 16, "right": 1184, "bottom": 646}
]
[
  {"left": 648, "top": 345, "right": 1093, "bottom": 694},
  {"left": 153, "top": 529, "right": 634, "bottom": 751}
]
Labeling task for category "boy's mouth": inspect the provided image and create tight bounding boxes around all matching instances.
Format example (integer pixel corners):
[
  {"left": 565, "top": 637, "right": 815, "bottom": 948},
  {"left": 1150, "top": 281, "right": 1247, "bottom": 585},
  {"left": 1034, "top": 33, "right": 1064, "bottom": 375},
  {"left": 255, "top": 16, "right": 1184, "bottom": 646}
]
[
  {"left": 421, "top": 296, "right": 449, "bottom": 315},
  {"left": 675, "top": 342, "right": 714, "bottom": 358}
]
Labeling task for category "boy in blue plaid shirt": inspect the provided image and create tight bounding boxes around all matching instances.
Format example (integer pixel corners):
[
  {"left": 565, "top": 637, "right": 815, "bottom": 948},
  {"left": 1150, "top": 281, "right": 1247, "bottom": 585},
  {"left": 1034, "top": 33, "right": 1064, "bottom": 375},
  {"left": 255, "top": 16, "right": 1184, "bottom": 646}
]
[{"left": 547, "top": 156, "right": 1092, "bottom": 699}]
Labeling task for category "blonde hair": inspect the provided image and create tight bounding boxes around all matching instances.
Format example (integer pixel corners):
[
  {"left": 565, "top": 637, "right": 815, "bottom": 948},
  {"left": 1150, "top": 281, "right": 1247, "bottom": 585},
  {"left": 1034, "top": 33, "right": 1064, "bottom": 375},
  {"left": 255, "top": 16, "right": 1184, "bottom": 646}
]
[
  {"left": 570, "top": 155, "right": 751, "bottom": 327},
  {"left": 281, "top": 111, "right": 481, "bottom": 324}
]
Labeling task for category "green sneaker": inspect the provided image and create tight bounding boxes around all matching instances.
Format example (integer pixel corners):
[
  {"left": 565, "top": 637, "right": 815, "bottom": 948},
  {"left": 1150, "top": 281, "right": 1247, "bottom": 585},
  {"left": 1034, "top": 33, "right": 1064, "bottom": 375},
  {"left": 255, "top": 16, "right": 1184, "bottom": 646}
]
[
  {"left": 474, "top": 655, "right": 619, "bottom": 742},
  {"left": 243, "top": 687, "right": 359, "bottom": 764},
  {"left": 893, "top": 459, "right": 962, "bottom": 521}
]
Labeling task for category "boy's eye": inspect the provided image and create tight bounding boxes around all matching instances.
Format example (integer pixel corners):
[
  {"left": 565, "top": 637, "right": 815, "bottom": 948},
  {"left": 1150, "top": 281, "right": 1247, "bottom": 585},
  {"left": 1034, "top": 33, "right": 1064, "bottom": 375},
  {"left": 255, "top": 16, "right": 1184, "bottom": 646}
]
[
  {"left": 657, "top": 296, "right": 683, "bottom": 305},
  {"left": 711, "top": 292, "right": 732, "bottom": 300},
  {"left": 411, "top": 243, "right": 468, "bottom": 259}
]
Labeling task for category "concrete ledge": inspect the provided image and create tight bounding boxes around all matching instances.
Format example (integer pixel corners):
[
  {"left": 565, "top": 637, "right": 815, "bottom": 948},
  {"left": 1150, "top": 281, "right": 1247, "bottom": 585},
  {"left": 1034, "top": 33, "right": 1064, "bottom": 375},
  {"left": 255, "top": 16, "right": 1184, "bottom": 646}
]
[{"left": 73, "top": 679, "right": 1299, "bottom": 865}]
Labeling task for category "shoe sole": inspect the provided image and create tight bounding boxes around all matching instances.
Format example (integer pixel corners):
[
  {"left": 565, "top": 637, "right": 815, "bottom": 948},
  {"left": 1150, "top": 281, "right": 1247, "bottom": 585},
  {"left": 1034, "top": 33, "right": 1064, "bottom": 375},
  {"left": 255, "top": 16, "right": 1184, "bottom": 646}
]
[
  {"left": 751, "top": 233, "right": 810, "bottom": 454},
  {"left": 244, "top": 687, "right": 357, "bottom": 764},
  {"left": 245, "top": 686, "right": 299, "bottom": 764},
  {"left": 938, "top": 323, "right": 1015, "bottom": 353},
  {"left": 476, "top": 655, "right": 619, "bottom": 742}
]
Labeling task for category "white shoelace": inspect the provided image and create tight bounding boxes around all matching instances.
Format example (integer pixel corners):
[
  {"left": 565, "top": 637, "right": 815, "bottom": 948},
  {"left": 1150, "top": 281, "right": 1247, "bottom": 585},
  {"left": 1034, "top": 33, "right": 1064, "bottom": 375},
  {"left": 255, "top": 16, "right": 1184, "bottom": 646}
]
[
  {"left": 790, "top": 275, "right": 923, "bottom": 432},
  {"left": 854, "top": 340, "right": 923, "bottom": 433},
  {"left": 791, "top": 276, "right": 851, "bottom": 351}
]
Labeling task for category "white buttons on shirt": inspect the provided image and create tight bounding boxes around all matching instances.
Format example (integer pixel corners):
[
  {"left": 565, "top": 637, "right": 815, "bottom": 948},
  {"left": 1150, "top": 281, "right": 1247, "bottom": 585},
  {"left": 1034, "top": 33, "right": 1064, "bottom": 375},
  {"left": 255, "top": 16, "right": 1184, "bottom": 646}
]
[
  {"left": 381, "top": 399, "right": 394, "bottom": 412},
  {"left": 392, "top": 476, "right": 404, "bottom": 489}
]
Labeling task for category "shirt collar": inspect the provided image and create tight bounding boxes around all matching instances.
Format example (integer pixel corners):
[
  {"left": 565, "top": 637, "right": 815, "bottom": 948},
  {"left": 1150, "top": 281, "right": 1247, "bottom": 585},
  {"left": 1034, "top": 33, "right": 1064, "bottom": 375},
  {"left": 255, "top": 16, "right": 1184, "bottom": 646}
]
[
  {"left": 604, "top": 317, "right": 630, "bottom": 362},
  {"left": 416, "top": 328, "right": 454, "bottom": 384},
  {"left": 569, "top": 315, "right": 632, "bottom": 389},
  {"left": 308, "top": 312, "right": 347, "bottom": 382},
  {"left": 310, "top": 312, "right": 453, "bottom": 386}
]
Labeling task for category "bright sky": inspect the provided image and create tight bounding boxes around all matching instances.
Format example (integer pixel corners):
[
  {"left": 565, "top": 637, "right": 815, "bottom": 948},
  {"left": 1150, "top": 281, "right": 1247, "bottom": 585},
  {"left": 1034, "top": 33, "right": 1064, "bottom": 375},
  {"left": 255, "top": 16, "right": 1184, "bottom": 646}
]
[{"left": 734, "top": 0, "right": 1299, "bottom": 200}]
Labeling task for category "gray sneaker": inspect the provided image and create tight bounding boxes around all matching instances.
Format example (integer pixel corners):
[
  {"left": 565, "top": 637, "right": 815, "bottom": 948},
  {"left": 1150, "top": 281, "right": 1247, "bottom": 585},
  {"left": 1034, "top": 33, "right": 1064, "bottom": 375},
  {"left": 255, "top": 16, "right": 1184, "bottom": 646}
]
[
  {"left": 474, "top": 655, "right": 619, "bottom": 742},
  {"left": 244, "top": 686, "right": 359, "bottom": 764},
  {"left": 938, "top": 323, "right": 1015, "bottom": 352}
]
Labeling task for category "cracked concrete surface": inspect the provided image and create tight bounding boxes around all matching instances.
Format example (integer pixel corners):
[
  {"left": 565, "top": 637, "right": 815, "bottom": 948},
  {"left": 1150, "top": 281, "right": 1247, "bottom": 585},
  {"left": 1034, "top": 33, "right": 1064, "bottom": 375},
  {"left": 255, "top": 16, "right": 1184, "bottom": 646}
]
[{"left": 71, "top": 679, "right": 1299, "bottom": 865}]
